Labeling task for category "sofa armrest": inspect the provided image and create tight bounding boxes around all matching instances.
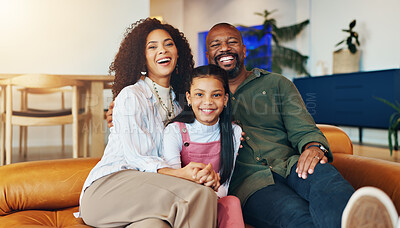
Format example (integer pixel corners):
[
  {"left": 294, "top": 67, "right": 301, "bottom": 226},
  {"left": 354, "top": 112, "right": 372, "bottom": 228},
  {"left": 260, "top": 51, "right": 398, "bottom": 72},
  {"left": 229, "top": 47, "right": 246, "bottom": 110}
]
[
  {"left": 0, "top": 158, "right": 99, "bottom": 215},
  {"left": 317, "top": 124, "right": 353, "bottom": 155},
  {"left": 332, "top": 153, "right": 400, "bottom": 213}
]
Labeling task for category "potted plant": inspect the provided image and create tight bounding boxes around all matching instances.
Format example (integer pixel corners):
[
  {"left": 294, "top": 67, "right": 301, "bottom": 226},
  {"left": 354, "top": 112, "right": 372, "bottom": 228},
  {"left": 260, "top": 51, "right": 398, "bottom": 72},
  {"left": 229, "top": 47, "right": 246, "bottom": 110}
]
[
  {"left": 335, "top": 20, "right": 360, "bottom": 54},
  {"left": 375, "top": 97, "right": 400, "bottom": 155},
  {"left": 238, "top": 9, "right": 310, "bottom": 76},
  {"left": 333, "top": 19, "right": 361, "bottom": 74}
]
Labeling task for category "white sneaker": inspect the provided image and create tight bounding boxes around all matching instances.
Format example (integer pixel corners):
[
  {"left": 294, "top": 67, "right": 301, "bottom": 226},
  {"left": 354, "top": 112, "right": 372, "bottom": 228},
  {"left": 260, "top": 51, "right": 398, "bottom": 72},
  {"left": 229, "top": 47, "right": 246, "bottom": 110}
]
[{"left": 342, "top": 186, "right": 399, "bottom": 228}]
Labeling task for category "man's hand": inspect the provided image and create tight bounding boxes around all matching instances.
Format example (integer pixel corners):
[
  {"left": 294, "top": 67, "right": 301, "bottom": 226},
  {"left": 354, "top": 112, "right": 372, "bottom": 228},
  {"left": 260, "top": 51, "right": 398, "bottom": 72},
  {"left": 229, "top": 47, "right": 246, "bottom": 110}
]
[
  {"left": 296, "top": 143, "right": 328, "bottom": 179},
  {"left": 239, "top": 131, "right": 245, "bottom": 148},
  {"left": 106, "top": 101, "right": 114, "bottom": 128}
]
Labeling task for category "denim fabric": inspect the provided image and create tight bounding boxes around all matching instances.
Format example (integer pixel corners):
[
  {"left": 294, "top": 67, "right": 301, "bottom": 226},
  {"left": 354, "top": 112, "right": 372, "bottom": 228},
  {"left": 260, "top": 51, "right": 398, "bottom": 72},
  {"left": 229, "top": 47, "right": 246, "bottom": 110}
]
[{"left": 242, "top": 162, "right": 355, "bottom": 228}]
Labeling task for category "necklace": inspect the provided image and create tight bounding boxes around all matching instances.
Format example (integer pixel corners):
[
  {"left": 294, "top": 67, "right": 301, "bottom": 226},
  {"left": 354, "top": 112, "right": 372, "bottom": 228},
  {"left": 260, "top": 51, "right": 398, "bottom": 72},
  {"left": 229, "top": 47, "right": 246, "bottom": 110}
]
[{"left": 151, "top": 80, "right": 175, "bottom": 119}]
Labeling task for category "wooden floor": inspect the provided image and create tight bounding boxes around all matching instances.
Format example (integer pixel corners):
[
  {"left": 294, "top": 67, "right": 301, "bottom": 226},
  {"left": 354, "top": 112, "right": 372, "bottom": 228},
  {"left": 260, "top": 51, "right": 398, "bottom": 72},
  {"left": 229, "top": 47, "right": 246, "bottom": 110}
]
[
  {"left": 7, "top": 143, "right": 400, "bottom": 164},
  {"left": 11, "top": 145, "right": 73, "bottom": 163},
  {"left": 353, "top": 143, "right": 400, "bottom": 162}
]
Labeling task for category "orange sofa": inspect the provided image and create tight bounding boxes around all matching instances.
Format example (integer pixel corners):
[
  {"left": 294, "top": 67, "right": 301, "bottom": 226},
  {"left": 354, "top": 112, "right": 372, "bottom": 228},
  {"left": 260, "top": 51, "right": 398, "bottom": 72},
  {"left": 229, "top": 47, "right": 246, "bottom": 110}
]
[{"left": 1, "top": 124, "right": 400, "bottom": 227}]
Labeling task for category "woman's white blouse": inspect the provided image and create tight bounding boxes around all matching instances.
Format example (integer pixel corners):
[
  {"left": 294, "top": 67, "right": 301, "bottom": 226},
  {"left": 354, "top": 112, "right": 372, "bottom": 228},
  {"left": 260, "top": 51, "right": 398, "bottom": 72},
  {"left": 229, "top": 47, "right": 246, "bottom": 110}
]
[{"left": 80, "top": 79, "right": 181, "bottom": 202}]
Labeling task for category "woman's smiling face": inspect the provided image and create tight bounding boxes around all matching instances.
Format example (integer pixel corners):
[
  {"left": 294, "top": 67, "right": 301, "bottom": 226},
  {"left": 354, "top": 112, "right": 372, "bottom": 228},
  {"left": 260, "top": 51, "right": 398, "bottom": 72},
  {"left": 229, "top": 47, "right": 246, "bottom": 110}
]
[
  {"left": 145, "top": 29, "right": 178, "bottom": 84},
  {"left": 186, "top": 76, "right": 228, "bottom": 126}
]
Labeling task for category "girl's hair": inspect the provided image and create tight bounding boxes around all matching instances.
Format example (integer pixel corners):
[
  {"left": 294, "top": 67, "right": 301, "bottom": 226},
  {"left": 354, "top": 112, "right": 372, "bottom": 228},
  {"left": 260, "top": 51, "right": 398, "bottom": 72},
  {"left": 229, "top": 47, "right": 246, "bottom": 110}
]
[
  {"left": 109, "top": 17, "right": 194, "bottom": 102},
  {"left": 169, "top": 64, "right": 234, "bottom": 185}
]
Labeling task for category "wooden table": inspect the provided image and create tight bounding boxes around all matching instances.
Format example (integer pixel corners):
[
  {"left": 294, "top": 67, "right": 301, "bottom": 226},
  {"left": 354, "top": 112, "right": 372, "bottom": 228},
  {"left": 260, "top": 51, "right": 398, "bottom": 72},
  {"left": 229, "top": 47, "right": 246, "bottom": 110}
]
[{"left": 0, "top": 74, "right": 114, "bottom": 158}]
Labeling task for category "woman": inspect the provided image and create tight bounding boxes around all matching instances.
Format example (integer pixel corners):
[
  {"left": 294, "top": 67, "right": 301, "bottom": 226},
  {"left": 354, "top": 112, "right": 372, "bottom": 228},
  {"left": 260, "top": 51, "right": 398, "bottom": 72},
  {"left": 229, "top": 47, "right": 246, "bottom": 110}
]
[{"left": 79, "top": 18, "right": 219, "bottom": 228}]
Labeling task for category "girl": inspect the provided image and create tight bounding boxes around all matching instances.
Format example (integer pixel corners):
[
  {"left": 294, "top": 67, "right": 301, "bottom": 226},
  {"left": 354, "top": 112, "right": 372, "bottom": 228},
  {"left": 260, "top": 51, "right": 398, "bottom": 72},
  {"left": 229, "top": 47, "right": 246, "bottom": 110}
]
[
  {"left": 79, "top": 18, "right": 219, "bottom": 228},
  {"left": 163, "top": 64, "right": 245, "bottom": 228}
]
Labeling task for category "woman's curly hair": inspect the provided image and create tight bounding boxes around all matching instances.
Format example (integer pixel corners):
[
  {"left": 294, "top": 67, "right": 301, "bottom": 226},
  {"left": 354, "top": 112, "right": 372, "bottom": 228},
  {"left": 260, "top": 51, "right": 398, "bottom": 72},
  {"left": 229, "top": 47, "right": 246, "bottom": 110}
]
[{"left": 109, "top": 17, "right": 194, "bottom": 102}]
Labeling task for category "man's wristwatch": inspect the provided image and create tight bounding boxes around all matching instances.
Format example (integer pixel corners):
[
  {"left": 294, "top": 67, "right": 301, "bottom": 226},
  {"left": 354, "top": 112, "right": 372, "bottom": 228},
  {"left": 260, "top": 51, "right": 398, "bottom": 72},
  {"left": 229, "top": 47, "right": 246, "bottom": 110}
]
[{"left": 306, "top": 144, "right": 329, "bottom": 157}]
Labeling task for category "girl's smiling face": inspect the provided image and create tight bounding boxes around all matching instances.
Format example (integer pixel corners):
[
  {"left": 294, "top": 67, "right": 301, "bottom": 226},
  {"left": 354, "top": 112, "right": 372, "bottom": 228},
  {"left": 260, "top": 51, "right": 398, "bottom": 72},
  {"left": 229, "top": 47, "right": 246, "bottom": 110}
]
[
  {"left": 145, "top": 29, "right": 178, "bottom": 85},
  {"left": 186, "top": 76, "right": 228, "bottom": 126}
]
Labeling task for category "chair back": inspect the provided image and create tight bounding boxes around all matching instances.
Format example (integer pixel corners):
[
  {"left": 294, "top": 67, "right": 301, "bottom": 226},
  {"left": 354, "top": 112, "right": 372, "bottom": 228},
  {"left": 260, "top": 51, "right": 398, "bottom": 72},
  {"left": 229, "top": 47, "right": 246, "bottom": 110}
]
[{"left": 2, "top": 74, "right": 84, "bottom": 89}]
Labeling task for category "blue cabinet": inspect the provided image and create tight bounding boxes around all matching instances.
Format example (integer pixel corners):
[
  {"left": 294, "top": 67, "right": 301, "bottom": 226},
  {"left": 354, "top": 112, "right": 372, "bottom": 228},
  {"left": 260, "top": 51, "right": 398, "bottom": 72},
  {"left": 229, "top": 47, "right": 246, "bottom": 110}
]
[{"left": 293, "top": 69, "right": 400, "bottom": 131}]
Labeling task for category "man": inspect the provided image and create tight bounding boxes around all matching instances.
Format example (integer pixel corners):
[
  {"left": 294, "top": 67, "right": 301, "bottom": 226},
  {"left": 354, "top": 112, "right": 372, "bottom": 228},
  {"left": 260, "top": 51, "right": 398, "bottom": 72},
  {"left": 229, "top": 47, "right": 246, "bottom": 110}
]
[{"left": 204, "top": 23, "right": 355, "bottom": 228}]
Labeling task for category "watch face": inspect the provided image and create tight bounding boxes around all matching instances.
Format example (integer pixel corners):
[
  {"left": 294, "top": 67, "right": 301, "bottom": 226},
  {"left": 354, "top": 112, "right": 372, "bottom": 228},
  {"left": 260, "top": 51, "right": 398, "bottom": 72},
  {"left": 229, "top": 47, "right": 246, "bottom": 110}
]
[{"left": 319, "top": 144, "right": 328, "bottom": 152}]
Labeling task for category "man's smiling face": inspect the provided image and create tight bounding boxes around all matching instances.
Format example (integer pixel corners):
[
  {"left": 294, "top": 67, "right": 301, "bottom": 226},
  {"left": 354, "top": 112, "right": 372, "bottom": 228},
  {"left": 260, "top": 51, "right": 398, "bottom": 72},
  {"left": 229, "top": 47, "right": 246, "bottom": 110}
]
[{"left": 206, "top": 24, "right": 246, "bottom": 79}]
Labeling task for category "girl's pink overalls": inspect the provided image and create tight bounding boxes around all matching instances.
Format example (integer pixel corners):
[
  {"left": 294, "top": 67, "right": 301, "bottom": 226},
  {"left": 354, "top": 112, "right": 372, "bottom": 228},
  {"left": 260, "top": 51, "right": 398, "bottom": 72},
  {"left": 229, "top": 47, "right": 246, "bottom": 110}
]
[{"left": 177, "top": 122, "right": 245, "bottom": 228}]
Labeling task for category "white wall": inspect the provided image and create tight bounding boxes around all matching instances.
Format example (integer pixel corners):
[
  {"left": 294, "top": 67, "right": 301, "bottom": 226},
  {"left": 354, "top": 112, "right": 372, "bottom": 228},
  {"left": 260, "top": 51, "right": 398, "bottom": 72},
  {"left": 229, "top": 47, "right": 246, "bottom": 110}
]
[
  {"left": 0, "top": 0, "right": 149, "bottom": 74},
  {"left": 309, "top": 0, "right": 400, "bottom": 76},
  {"left": 0, "top": 0, "right": 150, "bottom": 147},
  {"left": 151, "top": 0, "right": 184, "bottom": 31}
]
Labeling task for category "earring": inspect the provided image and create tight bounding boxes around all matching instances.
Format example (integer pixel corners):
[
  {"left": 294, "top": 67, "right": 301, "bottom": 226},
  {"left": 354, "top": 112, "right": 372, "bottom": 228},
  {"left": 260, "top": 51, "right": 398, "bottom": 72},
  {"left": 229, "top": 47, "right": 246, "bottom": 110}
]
[
  {"left": 141, "top": 71, "right": 147, "bottom": 76},
  {"left": 188, "top": 103, "right": 191, "bottom": 107}
]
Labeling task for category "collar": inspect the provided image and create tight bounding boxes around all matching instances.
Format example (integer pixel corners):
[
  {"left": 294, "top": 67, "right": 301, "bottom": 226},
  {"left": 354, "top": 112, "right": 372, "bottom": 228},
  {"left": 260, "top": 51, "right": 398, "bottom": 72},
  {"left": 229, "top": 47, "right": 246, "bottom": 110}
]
[
  {"left": 233, "top": 68, "right": 270, "bottom": 94},
  {"left": 189, "top": 119, "right": 220, "bottom": 132}
]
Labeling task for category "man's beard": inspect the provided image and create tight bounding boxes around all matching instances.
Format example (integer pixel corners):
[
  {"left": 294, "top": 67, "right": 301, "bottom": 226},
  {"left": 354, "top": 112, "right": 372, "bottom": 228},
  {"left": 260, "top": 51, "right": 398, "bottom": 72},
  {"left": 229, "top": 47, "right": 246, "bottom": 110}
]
[{"left": 214, "top": 52, "right": 241, "bottom": 79}]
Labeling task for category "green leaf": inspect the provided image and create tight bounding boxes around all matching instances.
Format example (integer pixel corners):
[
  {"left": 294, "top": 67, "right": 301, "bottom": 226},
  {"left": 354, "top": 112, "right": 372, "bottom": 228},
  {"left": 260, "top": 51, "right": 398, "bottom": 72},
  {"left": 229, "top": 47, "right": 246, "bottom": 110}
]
[
  {"left": 349, "top": 44, "right": 357, "bottom": 53},
  {"left": 349, "top": 20, "right": 356, "bottom": 29},
  {"left": 274, "top": 20, "right": 310, "bottom": 42},
  {"left": 242, "top": 9, "right": 310, "bottom": 77},
  {"left": 335, "top": 40, "right": 345, "bottom": 47},
  {"left": 271, "top": 45, "right": 310, "bottom": 76},
  {"left": 374, "top": 97, "right": 400, "bottom": 113},
  {"left": 374, "top": 96, "right": 400, "bottom": 156},
  {"left": 355, "top": 36, "right": 360, "bottom": 46}
]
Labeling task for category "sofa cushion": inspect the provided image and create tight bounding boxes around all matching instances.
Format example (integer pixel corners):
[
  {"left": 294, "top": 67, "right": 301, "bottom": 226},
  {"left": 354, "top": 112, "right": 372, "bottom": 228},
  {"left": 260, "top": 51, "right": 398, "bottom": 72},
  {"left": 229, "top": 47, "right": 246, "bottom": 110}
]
[
  {"left": 0, "top": 206, "right": 88, "bottom": 227},
  {"left": 0, "top": 158, "right": 99, "bottom": 216}
]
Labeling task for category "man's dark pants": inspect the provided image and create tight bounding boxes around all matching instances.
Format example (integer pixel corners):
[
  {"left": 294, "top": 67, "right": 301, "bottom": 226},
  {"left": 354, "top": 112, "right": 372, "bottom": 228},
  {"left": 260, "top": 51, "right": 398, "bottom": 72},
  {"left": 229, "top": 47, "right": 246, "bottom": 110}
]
[{"left": 243, "top": 162, "right": 355, "bottom": 228}]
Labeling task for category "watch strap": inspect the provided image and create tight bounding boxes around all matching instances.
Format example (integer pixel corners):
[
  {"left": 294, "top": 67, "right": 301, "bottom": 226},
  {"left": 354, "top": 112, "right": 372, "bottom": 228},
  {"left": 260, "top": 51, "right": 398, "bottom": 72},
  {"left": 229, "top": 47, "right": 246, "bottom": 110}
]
[{"left": 306, "top": 144, "right": 329, "bottom": 157}]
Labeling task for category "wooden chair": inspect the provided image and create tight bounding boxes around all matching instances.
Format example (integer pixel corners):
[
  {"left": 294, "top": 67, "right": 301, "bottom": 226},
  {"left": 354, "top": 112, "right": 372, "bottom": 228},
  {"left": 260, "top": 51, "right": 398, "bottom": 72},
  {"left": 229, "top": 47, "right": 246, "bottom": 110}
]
[
  {"left": 0, "top": 74, "right": 89, "bottom": 165},
  {"left": 18, "top": 87, "right": 70, "bottom": 157}
]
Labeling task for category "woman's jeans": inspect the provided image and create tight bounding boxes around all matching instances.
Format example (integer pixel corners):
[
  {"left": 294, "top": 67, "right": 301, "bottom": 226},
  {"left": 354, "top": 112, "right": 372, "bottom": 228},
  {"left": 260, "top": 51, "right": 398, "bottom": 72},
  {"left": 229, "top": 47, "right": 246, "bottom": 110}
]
[{"left": 242, "top": 162, "right": 355, "bottom": 228}]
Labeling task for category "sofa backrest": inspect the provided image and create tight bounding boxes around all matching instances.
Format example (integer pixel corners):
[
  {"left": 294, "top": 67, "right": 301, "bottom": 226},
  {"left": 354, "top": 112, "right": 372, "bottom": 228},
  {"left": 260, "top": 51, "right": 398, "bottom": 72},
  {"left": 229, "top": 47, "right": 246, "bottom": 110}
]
[{"left": 0, "top": 158, "right": 99, "bottom": 215}]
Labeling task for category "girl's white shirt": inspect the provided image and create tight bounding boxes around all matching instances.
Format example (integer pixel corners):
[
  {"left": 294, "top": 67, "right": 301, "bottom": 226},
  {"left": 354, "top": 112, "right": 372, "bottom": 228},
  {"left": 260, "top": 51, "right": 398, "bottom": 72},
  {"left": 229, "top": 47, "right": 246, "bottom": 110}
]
[{"left": 163, "top": 119, "right": 242, "bottom": 198}]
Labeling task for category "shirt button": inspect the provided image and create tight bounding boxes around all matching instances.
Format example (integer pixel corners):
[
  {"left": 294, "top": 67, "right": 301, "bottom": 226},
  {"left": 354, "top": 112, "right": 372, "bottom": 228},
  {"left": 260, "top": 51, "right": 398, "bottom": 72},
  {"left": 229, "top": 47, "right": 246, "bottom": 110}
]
[
  {"left": 232, "top": 97, "right": 236, "bottom": 101},
  {"left": 262, "top": 91, "right": 266, "bottom": 95}
]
